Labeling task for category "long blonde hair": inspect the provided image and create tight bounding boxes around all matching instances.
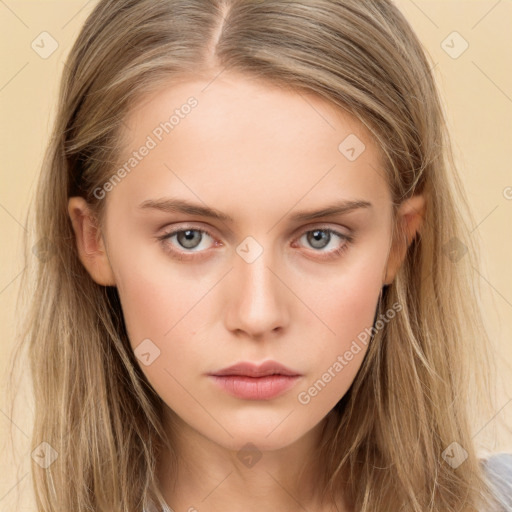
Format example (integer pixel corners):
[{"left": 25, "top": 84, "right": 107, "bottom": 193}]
[{"left": 6, "top": 0, "right": 507, "bottom": 510}]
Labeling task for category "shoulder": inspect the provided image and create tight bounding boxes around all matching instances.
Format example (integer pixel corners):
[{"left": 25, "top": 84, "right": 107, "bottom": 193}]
[{"left": 480, "top": 452, "right": 512, "bottom": 511}]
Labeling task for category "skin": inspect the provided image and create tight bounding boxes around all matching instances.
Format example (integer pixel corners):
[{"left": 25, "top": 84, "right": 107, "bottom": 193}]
[{"left": 68, "top": 71, "right": 425, "bottom": 512}]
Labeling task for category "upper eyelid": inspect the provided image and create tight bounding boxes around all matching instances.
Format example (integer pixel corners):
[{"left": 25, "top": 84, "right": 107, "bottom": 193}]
[
  {"left": 159, "top": 222, "right": 350, "bottom": 236},
  {"left": 159, "top": 225, "right": 215, "bottom": 240}
]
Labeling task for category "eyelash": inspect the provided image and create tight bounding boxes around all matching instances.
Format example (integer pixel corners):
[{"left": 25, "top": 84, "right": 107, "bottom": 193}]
[{"left": 156, "top": 225, "right": 354, "bottom": 261}]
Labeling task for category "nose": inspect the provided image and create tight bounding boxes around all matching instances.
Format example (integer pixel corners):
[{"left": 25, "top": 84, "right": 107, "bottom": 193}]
[{"left": 223, "top": 246, "right": 290, "bottom": 339}]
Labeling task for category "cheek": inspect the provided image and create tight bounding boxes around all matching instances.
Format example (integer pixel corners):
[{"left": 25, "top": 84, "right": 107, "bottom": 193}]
[
  {"left": 301, "top": 236, "right": 386, "bottom": 342},
  {"left": 109, "top": 242, "right": 228, "bottom": 391},
  {"left": 111, "top": 261, "right": 213, "bottom": 419},
  {"left": 324, "top": 267, "right": 382, "bottom": 339},
  {"left": 293, "top": 251, "right": 386, "bottom": 409},
  {"left": 113, "top": 257, "right": 211, "bottom": 351}
]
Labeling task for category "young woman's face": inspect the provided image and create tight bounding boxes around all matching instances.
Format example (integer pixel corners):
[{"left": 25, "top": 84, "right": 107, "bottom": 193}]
[{"left": 92, "top": 73, "right": 398, "bottom": 451}]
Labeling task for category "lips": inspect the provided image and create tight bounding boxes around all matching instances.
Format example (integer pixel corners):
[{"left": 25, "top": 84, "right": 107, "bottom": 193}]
[
  {"left": 207, "top": 360, "right": 302, "bottom": 400},
  {"left": 209, "top": 360, "right": 301, "bottom": 378}
]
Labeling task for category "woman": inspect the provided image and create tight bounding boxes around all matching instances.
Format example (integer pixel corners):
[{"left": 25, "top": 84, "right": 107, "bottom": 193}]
[{"left": 10, "top": 0, "right": 512, "bottom": 510}]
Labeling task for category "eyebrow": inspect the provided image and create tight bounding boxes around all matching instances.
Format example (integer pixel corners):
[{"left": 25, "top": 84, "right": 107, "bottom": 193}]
[{"left": 137, "top": 197, "right": 373, "bottom": 223}]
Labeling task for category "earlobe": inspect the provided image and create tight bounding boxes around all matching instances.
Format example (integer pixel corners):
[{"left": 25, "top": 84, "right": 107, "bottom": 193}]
[
  {"left": 67, "top": 197, "right": 116, "bottom": 286},
  {"left": 383, "top": 194, "right": 426, "bottom": 286}
]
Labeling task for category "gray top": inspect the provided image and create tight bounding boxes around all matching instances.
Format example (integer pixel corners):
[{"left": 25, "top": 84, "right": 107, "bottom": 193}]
[
  {"left": 144, "top": 452, "right": 512, "bottom": 512},
  {"left": 481, "top": 452, "right": 512, "bottom": 511}
]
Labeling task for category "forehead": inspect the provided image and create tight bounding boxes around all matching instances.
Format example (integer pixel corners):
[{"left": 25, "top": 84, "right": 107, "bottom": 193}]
[
  {"left": 109, "top": 73, "right": 390, "bottom": 218},
  {"left": 122, "top": 72, "right": 376, "bottom": 156}
]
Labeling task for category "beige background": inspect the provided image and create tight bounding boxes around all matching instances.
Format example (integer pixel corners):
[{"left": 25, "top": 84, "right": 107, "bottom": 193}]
[{"left": 1, "top": 1, "right": 511, "bottom": 510}]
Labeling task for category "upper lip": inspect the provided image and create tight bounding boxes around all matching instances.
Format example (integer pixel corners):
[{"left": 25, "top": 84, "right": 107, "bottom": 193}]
[{"left": 210, "top": 360, "right": 301, "bottom": 377}]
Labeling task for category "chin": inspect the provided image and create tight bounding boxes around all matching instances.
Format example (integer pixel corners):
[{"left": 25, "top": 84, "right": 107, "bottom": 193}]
[{"left": 220, "top": 432, "right": 303, "bottom": 454}]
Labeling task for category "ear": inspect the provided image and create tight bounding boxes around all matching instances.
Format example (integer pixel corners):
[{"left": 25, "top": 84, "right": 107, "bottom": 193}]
[
  {"left": 383, "top": 194, "right": 426, "bottom": 286},
  {"left": 67, "top": 196, "right": 116, "bottom": 286}
]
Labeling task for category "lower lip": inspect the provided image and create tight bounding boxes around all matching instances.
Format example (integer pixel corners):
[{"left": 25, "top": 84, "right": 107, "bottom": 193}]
[{"left": 209, "top": 374, "right": 301, "bottom": 400}]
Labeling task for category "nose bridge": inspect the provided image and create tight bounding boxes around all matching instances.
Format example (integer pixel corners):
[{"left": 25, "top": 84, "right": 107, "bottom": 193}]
[{"left": 224, "top": 237, "right": 289, "bottom": 336}]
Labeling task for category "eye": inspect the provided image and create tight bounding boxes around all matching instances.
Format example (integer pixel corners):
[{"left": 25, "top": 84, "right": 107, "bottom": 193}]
[
  {"left": 157, "top": 227, "right": 217, "bottom": 259},
  {"left": 294, "top": 227, "right": 353, "bottom": 260},
  {"left": 156, "top": 225, "right": 353, "bottom": 261}
]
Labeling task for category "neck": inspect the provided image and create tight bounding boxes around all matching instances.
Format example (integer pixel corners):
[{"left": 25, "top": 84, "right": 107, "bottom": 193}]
[{"left": 156, "top": 408, "right": 349, "bottom": 512}]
